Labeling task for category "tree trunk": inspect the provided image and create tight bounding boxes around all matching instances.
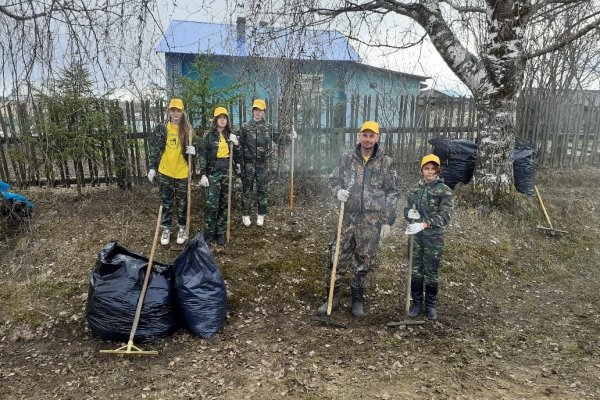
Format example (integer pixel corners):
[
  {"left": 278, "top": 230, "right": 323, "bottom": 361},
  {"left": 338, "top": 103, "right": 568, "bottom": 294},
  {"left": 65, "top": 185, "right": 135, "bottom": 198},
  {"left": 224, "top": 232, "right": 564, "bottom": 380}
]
[{"left": 472, "top": 96, "right": 517, "bottom": 202}]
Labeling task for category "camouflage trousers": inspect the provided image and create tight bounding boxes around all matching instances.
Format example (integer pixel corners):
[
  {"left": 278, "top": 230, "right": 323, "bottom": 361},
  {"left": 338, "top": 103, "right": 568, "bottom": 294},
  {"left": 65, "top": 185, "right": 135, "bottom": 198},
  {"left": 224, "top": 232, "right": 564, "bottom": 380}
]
[
  {"left": 410, "top": 229, "right": 445, "bottom": 306},
  {"left": 326, "top": 211, "right": 382, "bottom": 289},
  {"left": 204, "top": 167, "right": 231, "bottom": 238},
  {"left": 241, "top": 162, "right": 268, "bottom": 215},
  {"left": 158, "top": 173, "right": 188, "bottom": 229}
]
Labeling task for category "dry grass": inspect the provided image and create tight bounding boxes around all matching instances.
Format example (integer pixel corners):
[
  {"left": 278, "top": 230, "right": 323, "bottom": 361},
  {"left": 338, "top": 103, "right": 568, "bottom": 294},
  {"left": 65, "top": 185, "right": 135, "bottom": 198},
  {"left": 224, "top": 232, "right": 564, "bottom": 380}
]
[{"left": 0, "top": 167, "right": 599, "bottom": 399}]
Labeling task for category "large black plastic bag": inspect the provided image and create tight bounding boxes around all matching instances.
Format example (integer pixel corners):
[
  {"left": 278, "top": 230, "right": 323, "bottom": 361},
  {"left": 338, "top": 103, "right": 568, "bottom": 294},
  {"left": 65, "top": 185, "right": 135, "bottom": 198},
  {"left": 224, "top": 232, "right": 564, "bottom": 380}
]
[
  {"left": 173, "top": 233, "right": 227, "bottom": 338},
  {"left": 513, "top": 137, "right": 535, "bottom": 196},
  {"left": 429, "top": 138, "right": 477, "bottom": 189},
  {"left": 86, "top": 241, "right": 178, "bottom": 343}
]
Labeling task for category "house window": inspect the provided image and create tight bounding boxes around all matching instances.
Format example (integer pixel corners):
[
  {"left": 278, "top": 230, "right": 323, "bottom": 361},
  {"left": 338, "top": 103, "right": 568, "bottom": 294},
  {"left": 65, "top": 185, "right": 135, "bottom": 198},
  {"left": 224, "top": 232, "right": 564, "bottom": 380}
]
[{"left": 298, "top": 74, "right": 323, "bottom": 97}]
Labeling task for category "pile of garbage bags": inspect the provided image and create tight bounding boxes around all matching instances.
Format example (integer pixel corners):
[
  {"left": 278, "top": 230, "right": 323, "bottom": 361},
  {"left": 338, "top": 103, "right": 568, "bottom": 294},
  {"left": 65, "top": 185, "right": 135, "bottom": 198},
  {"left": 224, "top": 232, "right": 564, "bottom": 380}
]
[
  {"left": 429, "top": 137, "right": 535, "bottom": 195},
  {"left": 86, "top": 233, "right": 227, "bottom": 343}
]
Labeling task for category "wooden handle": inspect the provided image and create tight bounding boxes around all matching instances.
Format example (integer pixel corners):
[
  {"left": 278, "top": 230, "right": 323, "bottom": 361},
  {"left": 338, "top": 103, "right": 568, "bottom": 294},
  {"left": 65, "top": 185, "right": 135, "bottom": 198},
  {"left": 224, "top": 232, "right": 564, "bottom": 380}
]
[
  {"left": 327, "top": 201, "right": 345, "bottom": 315},
  {"left": 185, "top": 133, "right": 193, "bottom": 239},
  {"left": 128, "top": 205, "right": 162, "bottom": 343},
  {"left": 405, "top": 234, "right": 414, "bottom": 318},
  {"left": 534, "top": 185, "right": 553, "bottom": 229},
  {"left": 290, "top": 131, "right": 295, "bottom": 210},
  {"left": 226, "top": 142, "right": 234, "bottom": 243}
]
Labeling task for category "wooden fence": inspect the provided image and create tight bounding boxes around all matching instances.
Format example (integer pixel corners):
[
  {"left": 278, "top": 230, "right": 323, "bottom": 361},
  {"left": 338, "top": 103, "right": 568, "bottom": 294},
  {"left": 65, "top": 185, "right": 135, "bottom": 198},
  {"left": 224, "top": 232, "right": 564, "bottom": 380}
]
[{"left": 1, "top": 91, "right": 599, "bottom": 188}]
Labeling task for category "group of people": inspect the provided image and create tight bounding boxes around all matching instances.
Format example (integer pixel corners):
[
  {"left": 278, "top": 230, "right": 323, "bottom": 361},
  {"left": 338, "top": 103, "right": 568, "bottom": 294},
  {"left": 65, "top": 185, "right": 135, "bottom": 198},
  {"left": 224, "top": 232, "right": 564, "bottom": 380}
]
[
  {"left": 147, "top": 98, "right": 283, "bottom": 247},
  {"left": 148, "top": 97, "right": 454, "bottom": 321}
]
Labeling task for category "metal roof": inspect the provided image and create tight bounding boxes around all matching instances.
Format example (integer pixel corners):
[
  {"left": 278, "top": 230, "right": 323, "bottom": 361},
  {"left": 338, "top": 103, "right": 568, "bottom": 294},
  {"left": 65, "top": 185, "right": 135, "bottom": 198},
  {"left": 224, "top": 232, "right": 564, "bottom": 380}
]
[{"left": 156, "top": 20, "right": 361, "bottom": 62}]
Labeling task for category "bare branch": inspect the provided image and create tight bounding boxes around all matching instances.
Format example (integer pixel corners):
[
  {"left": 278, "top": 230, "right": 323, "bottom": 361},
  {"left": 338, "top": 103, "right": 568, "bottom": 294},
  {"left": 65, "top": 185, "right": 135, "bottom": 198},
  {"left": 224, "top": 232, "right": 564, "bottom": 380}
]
[
  {"left": 525, "top": 14, "right": 600, "bottom": 59},
  {"left": 0, "top": 5, "right": 47, "bottom": 21},
  {"left": 439, "top": 0, "right": 486, "bottom": 14}
]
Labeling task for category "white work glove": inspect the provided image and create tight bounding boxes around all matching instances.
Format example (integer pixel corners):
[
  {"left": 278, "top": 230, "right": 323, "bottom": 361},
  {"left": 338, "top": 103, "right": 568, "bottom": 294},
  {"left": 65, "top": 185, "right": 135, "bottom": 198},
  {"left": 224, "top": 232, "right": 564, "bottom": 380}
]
[
  {"left": 380, "top": 224, "right": 391, "bottom": 239},
  {"left": 200, "top": 175, "right": 209, "bottom": 187},
  {"left": 405, "top": 223, "right": 425, "bottom": 235},
  {"left": 229, "top": 134, "right": 239, "bottom": 146},
  {"left": 147, "top": 169, "right": 156, "bottom": 183},
  {"left": 407, "top": 209, "right": 421, "bottom": 220},
  {"left": 236, "top": 164, "right": 241, "bottom": 174},
  {"left": 291, "top": 129, "right": 297, "bottom": 140},
  {"left": 186, "top": 145, "right": 196, "bottom": 155},
  {"left": 337, "top": 189, "right": 350, "bottom": 202}
]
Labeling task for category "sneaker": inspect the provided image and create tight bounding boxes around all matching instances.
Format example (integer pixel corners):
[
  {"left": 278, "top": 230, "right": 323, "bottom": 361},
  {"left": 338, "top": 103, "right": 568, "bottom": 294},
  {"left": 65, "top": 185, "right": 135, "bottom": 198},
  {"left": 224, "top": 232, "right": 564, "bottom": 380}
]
[
  {"left": 176, "top": 227, "right": 186, "bottom": 245},
  {"left": 216, "top": 233, "right": 225, "bottom": 246},
  {"left": 256, "top": 214, "right": 265, "bottom": 226},
  {"left": 160, "top": 228, "right": 170, "bottom": 245},
  {"left": 242, "top": 216, "right": 251, "bottom": 227}
]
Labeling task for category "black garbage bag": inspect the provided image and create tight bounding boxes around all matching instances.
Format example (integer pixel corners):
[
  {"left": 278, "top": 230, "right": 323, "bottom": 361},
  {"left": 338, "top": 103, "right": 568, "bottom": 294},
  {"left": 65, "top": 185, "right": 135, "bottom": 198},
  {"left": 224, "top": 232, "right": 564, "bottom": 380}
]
[
  {"left": 429, "top": 138, "right": 477, "bottom": 189},
  {"left": 173, "top": 233, "right": 227, "bottom": 338},
  {"left": 86, "top": 241, "right": 178, "bottom": 343},
  {"left": 513, "top": 137, "right": 535, "bottom": 196}
]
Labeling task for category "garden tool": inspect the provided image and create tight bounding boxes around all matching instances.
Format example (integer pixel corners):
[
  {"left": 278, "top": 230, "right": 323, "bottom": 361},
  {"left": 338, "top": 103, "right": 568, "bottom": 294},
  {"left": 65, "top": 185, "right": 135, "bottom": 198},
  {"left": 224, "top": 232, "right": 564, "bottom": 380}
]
[
  {"left": 386, "top": 205, "right": 426, "bottom": 328},
  {"left": 185, "top": 132, "right": 193, "bottom": 241},
  {"left": 290, "top": 122, "right": 296, "bottom": 211},
  {"left": 226, "top": 142, "right": 233, "bottom": 243},
  {"left": 534, "top": 185, "right": 568, "bottom": 236},
  {"left": 100, "top": 205, "right": 163, "bottom": 355},
  {"left": 313, "top": 201, "right": 349, "bottom": 329}
]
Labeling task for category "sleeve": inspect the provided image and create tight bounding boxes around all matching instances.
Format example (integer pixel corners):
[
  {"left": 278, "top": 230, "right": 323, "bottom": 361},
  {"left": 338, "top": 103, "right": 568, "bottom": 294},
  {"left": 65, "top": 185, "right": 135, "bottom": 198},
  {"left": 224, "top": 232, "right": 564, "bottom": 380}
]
[
  {"left": 426, "top": 184, "right": 454, "bottom": 228},
  {"left": 198, "top": 132, "right": 209, "bottom": 176},
  {"left": 271, "top": 123, "right": 282, "bottom": 145},
  {"left": 147, "top": 124, "right": 164, "bottom": 170},
  {"left": 329, "top": 152, "right": 347, "bottom": 197},
  {"left": 382, "top": 157, "right": 400, "bottom": 225}
]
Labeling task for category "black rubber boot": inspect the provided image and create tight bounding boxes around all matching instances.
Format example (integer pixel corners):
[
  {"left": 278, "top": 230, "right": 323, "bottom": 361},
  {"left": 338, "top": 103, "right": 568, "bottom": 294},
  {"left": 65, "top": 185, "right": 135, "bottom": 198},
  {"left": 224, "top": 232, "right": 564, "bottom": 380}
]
[
  {"left": 425, "top": 283, "right": 438, "bottom": 321},
  {"left": 409, "top": 278, "right": 424, "bottom": 318},
  {"left": 216, "top": 233, "right": 225, "bottom": 246},
  {"left": 317, "top": 287, "right": 341, "bottom": 316},
  {"left": 203, "top": 231, "right": 213, "bottom": 246},
  {"left": 351, "top": 287, "right": 365, "bottom": 318}
]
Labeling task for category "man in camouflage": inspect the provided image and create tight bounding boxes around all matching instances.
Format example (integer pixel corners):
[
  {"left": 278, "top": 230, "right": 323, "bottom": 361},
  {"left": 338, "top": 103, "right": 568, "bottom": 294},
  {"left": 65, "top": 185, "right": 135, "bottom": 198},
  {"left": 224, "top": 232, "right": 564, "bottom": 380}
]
[
  {"left": 239, "top": 99, "right": 281, "bottom": 227},
  {"left": 317, "top": 121, "right": 399, "bottom": 318},
  {"left": 404, "top": 154, "right": 454, "bottom": 320}
]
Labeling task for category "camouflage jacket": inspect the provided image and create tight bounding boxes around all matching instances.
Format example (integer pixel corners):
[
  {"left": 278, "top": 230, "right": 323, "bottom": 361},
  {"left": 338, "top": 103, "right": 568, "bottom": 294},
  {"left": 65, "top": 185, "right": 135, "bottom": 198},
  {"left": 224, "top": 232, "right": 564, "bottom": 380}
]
[
  {"left": 404, "top": 178, "right": 453, "bottom": 231},
  {"left": 198, "top": 128, "right": 241, "bottom": 176},
  {"left": 238, "top": 119, "right": 280, "bottom": 165},
  {"left": 329, "top": 143, "right": 399, "bottom": 225},
  {"left": 147, "top": 123, "right": 190, "bottom": 170}
]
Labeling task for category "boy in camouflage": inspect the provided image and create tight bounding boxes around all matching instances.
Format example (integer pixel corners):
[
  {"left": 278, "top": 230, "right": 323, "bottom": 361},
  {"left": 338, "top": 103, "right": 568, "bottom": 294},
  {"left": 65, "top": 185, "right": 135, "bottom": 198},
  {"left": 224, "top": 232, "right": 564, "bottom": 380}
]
[
  {"left": 317, "top": 121, "right": 399, "bottom": 318},
  {"left": 238, "top": 99, "right": 282, "bottom": 227},
  {"left": 404, "top": 154, "right": 454, "bottom": 320},
  {"left": 198, "top": 107, "right": 241, "bottom": 246},
  {"left": 147, "top": 98, "right": 196, "bottom": 245}
]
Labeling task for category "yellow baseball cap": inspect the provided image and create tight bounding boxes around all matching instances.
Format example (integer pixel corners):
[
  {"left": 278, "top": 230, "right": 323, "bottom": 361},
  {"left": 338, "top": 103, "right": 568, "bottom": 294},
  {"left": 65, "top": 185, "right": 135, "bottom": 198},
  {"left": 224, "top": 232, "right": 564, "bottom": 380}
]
[
  {"left": 213, "top": 107, "right": 229, "bottom": 117},
  {"left": 252, "top": 99, "right": 267, "bottom": 110},
  {"left": 360, "top": 121, "right": 379, "bottom": 134},
  {"left": 420, "top": 154, "right": 441, "bottom": 168},
  {"left": 168, "top": 98, "right": 184, "bottom": 110}
]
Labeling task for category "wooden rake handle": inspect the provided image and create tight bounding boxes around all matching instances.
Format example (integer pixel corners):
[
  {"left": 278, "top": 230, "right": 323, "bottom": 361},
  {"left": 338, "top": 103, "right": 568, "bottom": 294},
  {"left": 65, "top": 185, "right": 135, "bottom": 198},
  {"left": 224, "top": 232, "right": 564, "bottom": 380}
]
[
  {"left": 227, "top": 142, "right": 234, "bottom": 243},
  {"left": 327, "top": 201, "right": 345, "bottom": 315},
  {"left": 534, "top": 185, "right": 554, "bottom": 229},
  {"left": 128, "top": 205, "right": 162, "bottom": 343}
]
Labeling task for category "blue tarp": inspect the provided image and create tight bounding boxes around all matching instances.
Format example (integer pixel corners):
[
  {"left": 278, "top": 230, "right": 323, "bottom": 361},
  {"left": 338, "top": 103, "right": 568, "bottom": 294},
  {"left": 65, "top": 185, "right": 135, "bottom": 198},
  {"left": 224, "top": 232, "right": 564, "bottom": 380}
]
[{"left": 0, "top": 180, "right": 33, "bottom": 216}]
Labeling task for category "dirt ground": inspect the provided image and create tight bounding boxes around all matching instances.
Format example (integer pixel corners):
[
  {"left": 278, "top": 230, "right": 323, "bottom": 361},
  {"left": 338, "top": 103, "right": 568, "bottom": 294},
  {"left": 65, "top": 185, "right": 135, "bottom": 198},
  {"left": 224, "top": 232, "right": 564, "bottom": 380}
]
[{"left": 1, "top": 168, "right": 599, "bottom": 399}]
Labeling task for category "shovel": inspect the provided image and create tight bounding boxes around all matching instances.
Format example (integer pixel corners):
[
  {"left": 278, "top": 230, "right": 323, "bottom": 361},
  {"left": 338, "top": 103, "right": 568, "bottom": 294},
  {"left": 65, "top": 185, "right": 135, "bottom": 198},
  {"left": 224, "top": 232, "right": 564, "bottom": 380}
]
[
  {"left": 100, "top": 205, "right": 163, "bottom": 355},
  {"left": 534, "top": 185, "right": 568, "bottom": 236},
  {"left": 386, "top": 206, "right": 426, "bottom": 328},
  {"left": 313, "top": 201, "right": 349, "bottom": 329}
]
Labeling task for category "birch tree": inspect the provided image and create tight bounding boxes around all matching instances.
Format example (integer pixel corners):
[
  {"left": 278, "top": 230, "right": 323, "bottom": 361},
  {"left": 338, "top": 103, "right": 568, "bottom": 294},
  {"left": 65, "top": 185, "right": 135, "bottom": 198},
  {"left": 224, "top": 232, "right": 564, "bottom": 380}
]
[{"left": 307, "top": 0, "right": 600, "bottom": 203}]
